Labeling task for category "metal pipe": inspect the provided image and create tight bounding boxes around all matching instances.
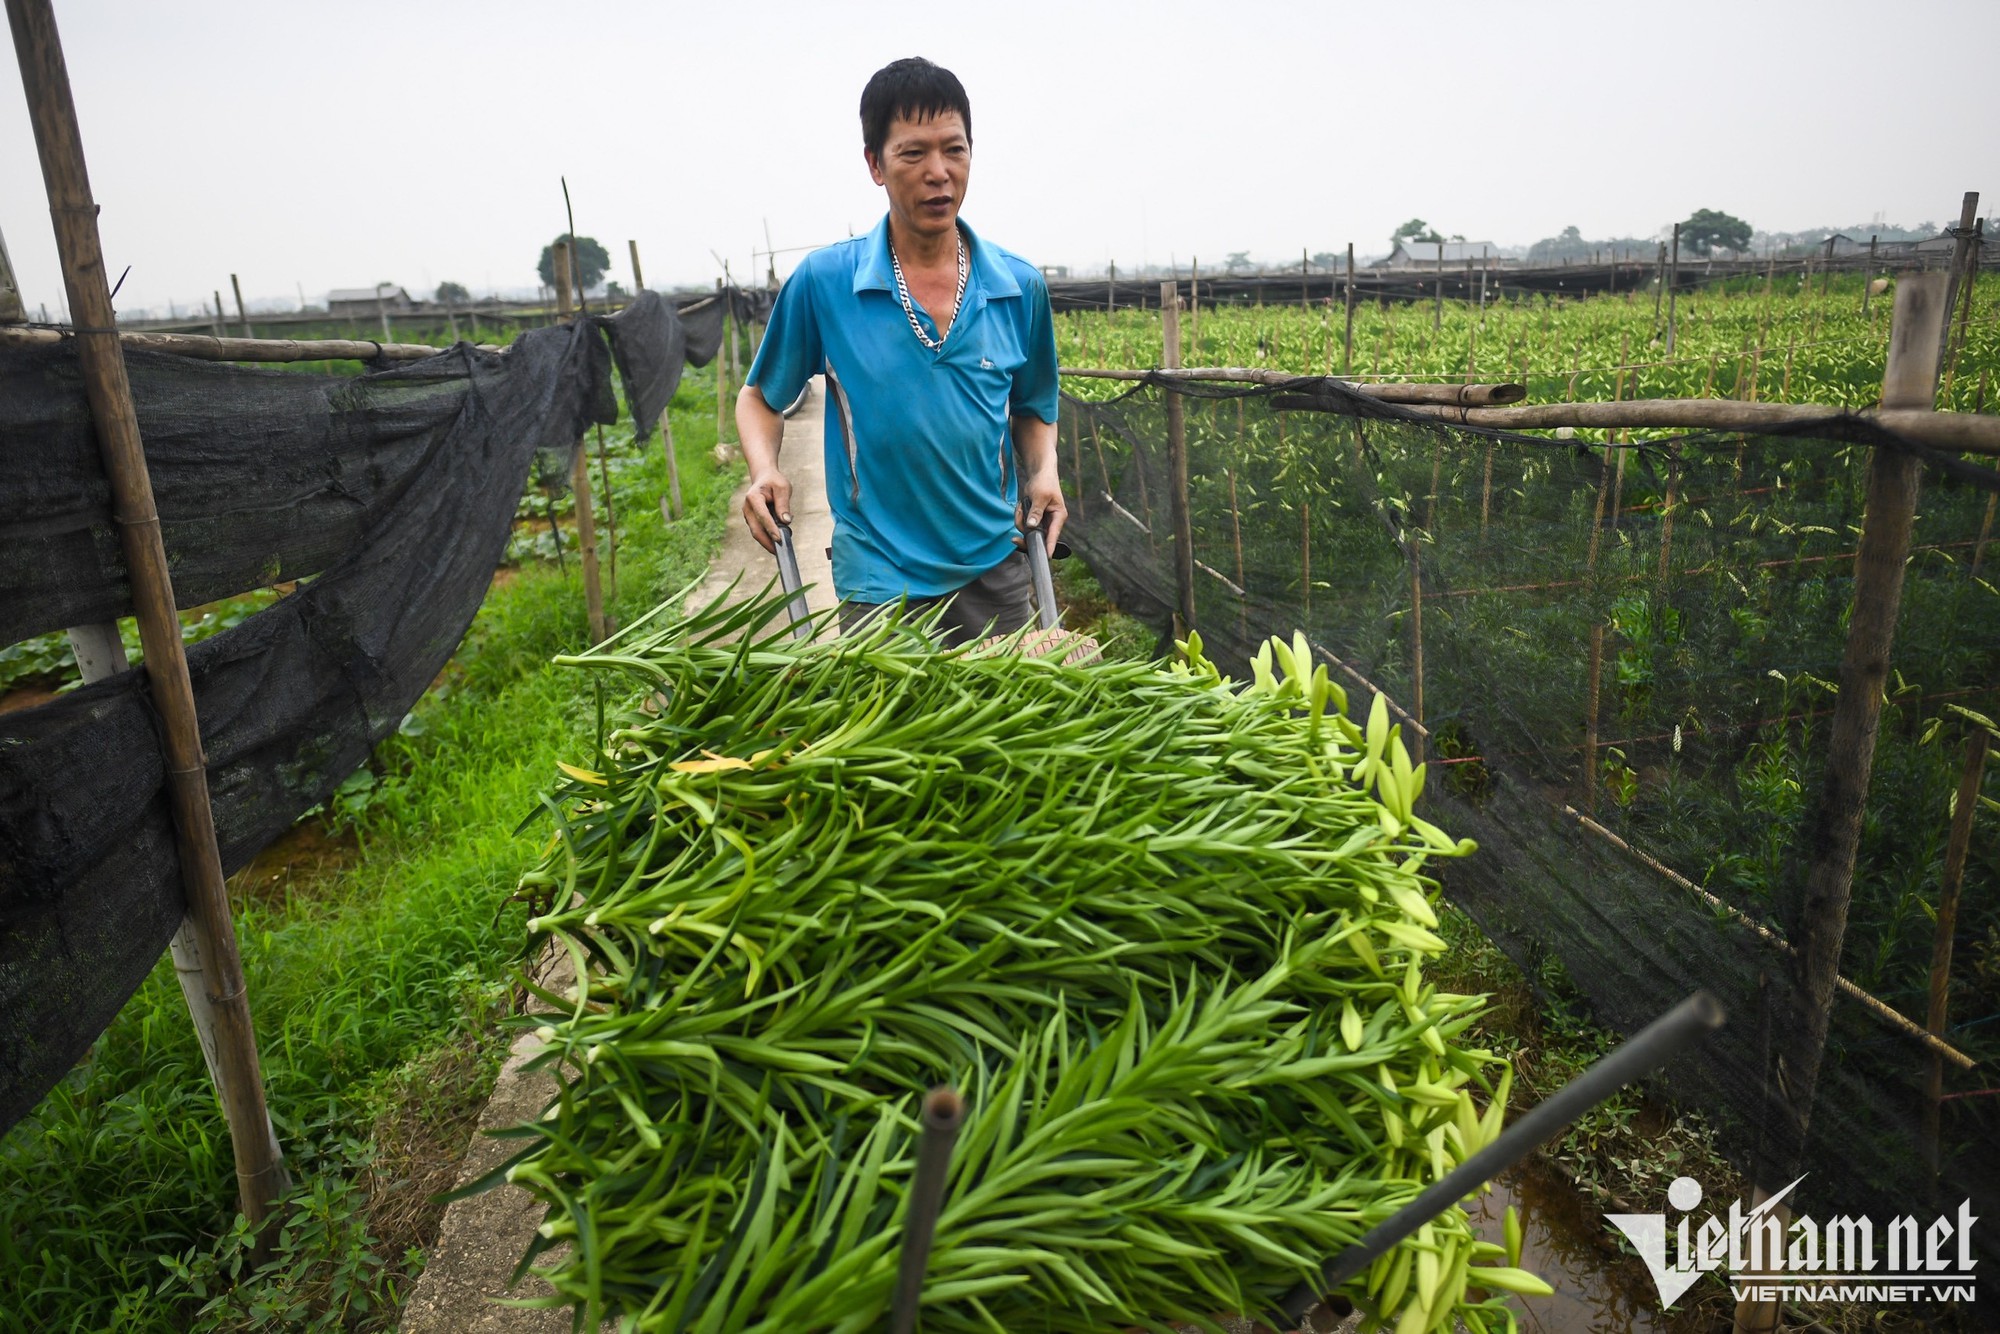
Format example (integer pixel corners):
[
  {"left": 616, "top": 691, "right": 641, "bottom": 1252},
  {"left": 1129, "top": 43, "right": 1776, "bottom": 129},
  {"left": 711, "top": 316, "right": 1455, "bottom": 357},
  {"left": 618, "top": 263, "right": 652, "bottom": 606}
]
[
  {"left": 1278, "top": 990, "right": 1727, "bottom": 1322},
  {"left": 888, "top": 1086, "right": 965, "bottom": 1334},
  {"left": 1025, "top": 527, "right": 1060, "bottom": 631}
]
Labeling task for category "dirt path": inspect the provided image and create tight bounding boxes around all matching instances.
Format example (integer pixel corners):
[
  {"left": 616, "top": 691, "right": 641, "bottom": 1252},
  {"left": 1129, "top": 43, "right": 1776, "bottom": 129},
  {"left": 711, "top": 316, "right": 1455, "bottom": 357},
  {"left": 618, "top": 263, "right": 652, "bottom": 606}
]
[{"left": 398, "top": 382, "right": 835, "bottom": 1333}]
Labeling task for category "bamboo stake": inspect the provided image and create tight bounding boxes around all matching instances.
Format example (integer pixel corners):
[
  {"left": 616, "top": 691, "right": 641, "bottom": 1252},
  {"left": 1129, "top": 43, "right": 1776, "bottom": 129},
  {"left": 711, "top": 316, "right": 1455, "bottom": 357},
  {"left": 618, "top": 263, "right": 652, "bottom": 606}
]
[
  {"left": 1301, "top": 247, "right": 1309, "bottom": 313},
  {"left": 1189, "top": 256, "right": 1198, "bottom": 344},
  {"left": 1923, "top": 729, "right": 1990, "bottom": 1173},
  {"left": 1162, "top": 283, "right": 1194, "bottom": 634},
  {"left": 8, "top": 0, "right": 289, "bottom": 1235},
  {"left": 211, "top": 288, "right": 224, "bottom": 338},
  {"left": 1583, "top": 625, "right": 1604, "bottom": 812},
  {"left": 375, "top": 283, "right": 390, "bottom": 344},
  {"left": 1344, "top": 242, "right": 1355, "bottom": 375},
  {"left": 230, "top": 272, "right": 250, "bottom": 339},
  {"left": 1862, "top": 235, "right": 1878, "bottom": 319},
  {"left": 1301, "top": 498, "right": 1311, "bottom": 618},
  {"left": 626, "top": 240, "right": 685, "bottom": 521},
  {"left": 552, "top": 241, "right": 607, "bottom": 642},
  {"left": 1938, "top": 192, "right": 1980, "bottom": 400},
  {"left": 1664, "top": 223, "right": 1684, "bottom": 355},
  {"left": 1408, "top": 534, "right": 1424, "bottom": 765},
  {"left": 1068, "top": 414, "right": 1085, "bottom": 520},
  {"left": 1433, "top": 240, "right": 1443, "bottom": 332},
  {"left": 1747, "top": 277, "right": 1947, "bottom": 1326},
  {"left": 1587, "top": 444, "right": 1613, "bottom": 571},
  {"left": 595, "top": 423, "right": 617, "bottom": 600},
  {"left": 1657, "top": 443, "right": 1681, "bottom": 586}
]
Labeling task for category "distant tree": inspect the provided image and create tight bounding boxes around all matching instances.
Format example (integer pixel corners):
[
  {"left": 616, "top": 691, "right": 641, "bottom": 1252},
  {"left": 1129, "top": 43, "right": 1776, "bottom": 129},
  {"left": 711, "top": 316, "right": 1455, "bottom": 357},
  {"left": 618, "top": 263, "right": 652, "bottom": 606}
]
[
  {"left": 537, "top": 234, "right": 612, "bottom": 292},
  {"left": 1679, "top": 209, "right": 1752, "bottom": 257},
  {"left": 435, "top": 280, "right": 470, "bottom": 305},
  {"left": 1393, "top": 218, "right": 1443, "bottom": 248},
  {"left": 1224, "top": 251, "right": 1254, "bottom": 274},
  {"left": 604, "top": 280, "right": 628, "bottom": 300}
]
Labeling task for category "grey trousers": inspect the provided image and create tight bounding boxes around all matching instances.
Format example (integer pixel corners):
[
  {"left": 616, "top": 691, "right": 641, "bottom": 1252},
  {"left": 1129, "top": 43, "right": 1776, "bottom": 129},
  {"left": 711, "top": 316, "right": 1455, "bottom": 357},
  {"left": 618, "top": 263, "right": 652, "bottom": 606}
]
[{"left": 838, "top": 549, "right": 1036, "bottom": 648}]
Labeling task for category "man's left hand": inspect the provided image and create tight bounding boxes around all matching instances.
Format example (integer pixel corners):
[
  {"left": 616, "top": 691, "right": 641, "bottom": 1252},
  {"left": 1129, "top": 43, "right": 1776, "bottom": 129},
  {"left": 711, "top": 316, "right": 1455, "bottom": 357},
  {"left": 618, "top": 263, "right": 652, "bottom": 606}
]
[{"left": 1016, "top": 471, "right": 1067, "bottom": 553}]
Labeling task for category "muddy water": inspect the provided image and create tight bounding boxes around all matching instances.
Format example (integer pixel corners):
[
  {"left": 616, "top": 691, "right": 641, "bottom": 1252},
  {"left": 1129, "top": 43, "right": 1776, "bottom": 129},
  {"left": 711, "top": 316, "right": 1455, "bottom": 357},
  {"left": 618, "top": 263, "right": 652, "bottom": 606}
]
[{"left": 1464, "top": 1159, "right": 1674, "bottom": 1332}]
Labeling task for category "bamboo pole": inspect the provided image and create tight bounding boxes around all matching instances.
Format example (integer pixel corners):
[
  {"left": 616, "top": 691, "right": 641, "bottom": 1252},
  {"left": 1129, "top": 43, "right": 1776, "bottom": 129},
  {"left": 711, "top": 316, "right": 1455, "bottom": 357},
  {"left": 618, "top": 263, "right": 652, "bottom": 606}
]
[
  {"left": 1862, "top": 235, "right": 1878, "bottom": 318},
  {"left": 230, "top": 272, "right": 250, "bottom": 339},
  {"left": 211, "top": 288, "right": 224, "bottom": 338},
  {"left": 1665, "top": 223, "right": 1680, "bottom": 355},
  {"left": 551, "top": 241, "right": 607, "bottom": 642},
  {"left": 1408, "top": 534, "right": 1425, "bottom": 765},
  {"left": 8, "top": 0, "right": 289, "bottom": 1234},
  {"left": 1283, "top": 395, "right": 2000, "bottom": 454},
  {"left": 1188, "top": 256, "right": 1198, "bottom": 345},
  {"left": 1741, "top": 274, "right": 1949, "bottom": 1334},
  {"left": 1923, "top": 729, "right": 1989, "bottom": 1173},
  {"left": 0, "top": 222, "right": 22, "bottom": 322},
  {"left": 375, "top": 283, "right": 391, "bottom": 344},
  {"left": 1343, "top": 242, "right": 1356, "bottom": 375},
  {"left": 0, "top": 323, "right": 491, "bottom": 361},
  {"left": 1583, "top": 625, "right": 1604, "bottom": 812},
  {"left": 1938, "top": 193, "right": 1979, "bottom": 399},
  {"left": 1162, "top": 282, "right": 1195, "bottom": 635},
  {"left": 1479, "top": 442, "right": 1494, "bottom": 542},
  {"left": 1657, "top": 443, "right": 1681, "bottom": 585},
  {"left": 1301, "top": 247, "right": 1309, "bottom": 312},
  {"left": 1433, "top": 241, "right": 1443, "bottom": 331}
]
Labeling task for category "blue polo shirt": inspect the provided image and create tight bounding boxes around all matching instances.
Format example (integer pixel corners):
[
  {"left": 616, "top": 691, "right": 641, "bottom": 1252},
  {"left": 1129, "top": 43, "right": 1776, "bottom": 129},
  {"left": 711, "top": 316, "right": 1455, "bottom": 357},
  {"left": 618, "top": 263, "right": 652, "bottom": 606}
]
[{"left": 745, "top": 214, "right": 1060, "bottom": 601}]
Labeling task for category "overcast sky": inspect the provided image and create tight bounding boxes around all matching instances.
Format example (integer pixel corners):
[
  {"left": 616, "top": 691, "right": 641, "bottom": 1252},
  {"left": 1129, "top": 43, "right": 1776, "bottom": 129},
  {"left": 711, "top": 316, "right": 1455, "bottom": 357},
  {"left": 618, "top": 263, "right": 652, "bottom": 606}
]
[{"left": 2, "top": 0, "right": 1992, "bottom": 318}]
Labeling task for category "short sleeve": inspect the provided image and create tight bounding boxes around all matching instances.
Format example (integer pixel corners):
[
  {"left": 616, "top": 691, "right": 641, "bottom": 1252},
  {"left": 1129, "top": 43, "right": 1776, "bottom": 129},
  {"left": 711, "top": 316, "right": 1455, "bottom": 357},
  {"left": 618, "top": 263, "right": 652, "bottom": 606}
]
[
  {"left": 1009, "top": 270, "right": 1060, "bottom": 424},
  {"left": 745, "top": 265, "right": 823, "bottom": 412}
]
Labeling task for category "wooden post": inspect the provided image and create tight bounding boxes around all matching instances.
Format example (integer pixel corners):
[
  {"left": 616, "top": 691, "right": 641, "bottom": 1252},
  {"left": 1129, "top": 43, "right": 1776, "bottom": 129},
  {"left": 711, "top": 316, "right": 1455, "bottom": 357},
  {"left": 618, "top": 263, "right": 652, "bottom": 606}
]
[
  {"left": 551, "top": 241, "right": 607, "bottom": 642},
  {"left": 375, "top": 283, "right": 390, "bottom": 344},
  {"left": 1924, "top": 729, "right": 1990, "bottom": 1172},
  {"left": 230, "top": 272, "right": 250, "bottom": 339},
  {"left": 1107, "top": 259, "right": 1115, "bottom": 314},
  {"left": 1344, "top": 242, "right": 1356, "bottom": 375},
  {"left": 1583, "top": 624, "right": 1604, "bottom": 812},
  {"left": 1479, "top": 442, "right": 1495, "bottom": 541},
  {"left": 1740, "top": 274, "right": 1949, "bottom": 1334},
  {"left": 1653, "top": 241, "right": 1666, "bottom": 320},
  {"left": 1301, "top": 246, "right": 1309, "bottom": 312},
  {"left": 1162, "top": 281, "right": 1195, "bottom": 634},
  {"left": 1820, "top": 235, "right": 1835, "bottom": 298},
  {"left": 1862, "top": 234, "right": 1878, "bottom": 318},
  {"left": 715, "top": 278, "right": 734, "bottom": 446},
  {"left": 1665, "top": 223, "right": 1680, "bottom": 355},
  {"left": 8, "top": 0, "right": 289, "bottom": 1234},
  {"left": 211, "top": 287, "right": 224, "bottom": 338},
  {"left": 1942, "top": 196, "right": 1983, "bottom": 394}
]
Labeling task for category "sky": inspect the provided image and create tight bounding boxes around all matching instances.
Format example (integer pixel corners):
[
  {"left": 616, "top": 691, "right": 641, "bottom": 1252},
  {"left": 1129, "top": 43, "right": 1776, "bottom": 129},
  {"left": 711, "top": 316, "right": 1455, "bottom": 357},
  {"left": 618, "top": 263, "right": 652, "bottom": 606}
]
[{"left": 2, "top": 0, "right": 1993, "bottom": 320}]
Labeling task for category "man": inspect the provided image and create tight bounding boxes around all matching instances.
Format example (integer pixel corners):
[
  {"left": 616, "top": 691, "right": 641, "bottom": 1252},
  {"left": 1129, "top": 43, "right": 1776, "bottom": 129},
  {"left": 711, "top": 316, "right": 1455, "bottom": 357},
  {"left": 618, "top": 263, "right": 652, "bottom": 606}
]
[{"left": 735, "top": 57, "right": 1064, "bottom": 644}]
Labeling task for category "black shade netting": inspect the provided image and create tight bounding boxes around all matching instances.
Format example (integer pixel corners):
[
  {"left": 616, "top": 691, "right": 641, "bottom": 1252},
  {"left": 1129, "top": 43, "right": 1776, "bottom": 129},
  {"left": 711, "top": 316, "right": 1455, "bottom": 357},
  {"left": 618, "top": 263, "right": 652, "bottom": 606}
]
[
  {"left": 1058, "top": 376, "right": 2000, "bottom": 1284},
  {"left": 0, "top": 295, "right": 688, "bottom": 1134}
]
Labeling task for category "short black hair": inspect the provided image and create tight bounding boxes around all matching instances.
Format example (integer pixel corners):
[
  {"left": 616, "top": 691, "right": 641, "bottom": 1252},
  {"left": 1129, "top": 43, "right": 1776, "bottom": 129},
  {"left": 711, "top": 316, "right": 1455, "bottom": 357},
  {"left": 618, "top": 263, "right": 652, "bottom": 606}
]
[{"left": 859, "top": 58, "right": 972, "bottom": 162}]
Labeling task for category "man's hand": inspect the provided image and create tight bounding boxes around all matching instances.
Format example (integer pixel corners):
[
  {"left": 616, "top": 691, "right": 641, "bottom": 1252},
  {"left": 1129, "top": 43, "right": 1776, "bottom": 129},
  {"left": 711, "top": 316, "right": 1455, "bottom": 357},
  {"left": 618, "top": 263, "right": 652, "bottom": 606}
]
[
  {"left": 1011, "top": 411, "right": 1066, "bottom": 552},
  {"left": 742, "top": 468, "right": 792, "bottom": 554},
  {"left": 1014, "top": 467, "right": 1067, "bottom": 553},
  {"left": 736, "top": 384, "right": 791, "bottom": 553}
]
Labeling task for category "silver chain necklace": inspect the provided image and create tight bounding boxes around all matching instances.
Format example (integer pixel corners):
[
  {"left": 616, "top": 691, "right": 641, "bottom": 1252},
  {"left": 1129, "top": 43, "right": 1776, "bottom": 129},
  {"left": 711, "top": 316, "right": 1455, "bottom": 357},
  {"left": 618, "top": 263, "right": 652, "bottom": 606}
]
[{"left": 889, "top": 229, "right": 967, "bottom": 352}]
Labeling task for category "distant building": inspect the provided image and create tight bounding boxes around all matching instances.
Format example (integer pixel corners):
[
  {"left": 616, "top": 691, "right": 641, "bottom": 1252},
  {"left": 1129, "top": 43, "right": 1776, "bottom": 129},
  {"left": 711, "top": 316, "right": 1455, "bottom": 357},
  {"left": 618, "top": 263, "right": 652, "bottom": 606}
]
[
  {"left": 328, "top": 285, "right": 414, "bottom": 316},
  {"left": 1373, "top": 239, "right": 1499, "bottom": 269},
  {"left": 1822, "top": 234, "right": 1867, "bottom": 256},
  {"left": 1040, "top": 264, "right": 1070, "bottom": 280}
]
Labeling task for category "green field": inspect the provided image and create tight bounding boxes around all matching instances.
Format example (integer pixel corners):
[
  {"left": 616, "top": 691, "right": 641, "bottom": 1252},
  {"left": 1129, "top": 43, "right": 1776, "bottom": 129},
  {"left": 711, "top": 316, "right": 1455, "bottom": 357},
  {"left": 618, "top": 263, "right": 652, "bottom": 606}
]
[{"left": 1059, "top": 273, "right": 2000, "bottom": 416}]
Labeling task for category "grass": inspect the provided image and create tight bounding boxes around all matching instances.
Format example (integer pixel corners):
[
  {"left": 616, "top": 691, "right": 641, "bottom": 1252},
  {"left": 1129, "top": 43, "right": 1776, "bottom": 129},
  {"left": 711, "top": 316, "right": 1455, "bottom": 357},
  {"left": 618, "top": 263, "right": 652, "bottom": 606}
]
[{"left": 0, "top": 363, "right": 739, "bottom": 1332}]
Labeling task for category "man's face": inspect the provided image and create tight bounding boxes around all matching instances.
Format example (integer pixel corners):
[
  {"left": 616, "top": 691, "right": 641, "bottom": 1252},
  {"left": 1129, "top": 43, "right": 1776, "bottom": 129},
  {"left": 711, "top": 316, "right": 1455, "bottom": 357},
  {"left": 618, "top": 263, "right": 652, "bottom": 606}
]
[{"left": 866, "top": 111, "right": 970, "bottom": 242}]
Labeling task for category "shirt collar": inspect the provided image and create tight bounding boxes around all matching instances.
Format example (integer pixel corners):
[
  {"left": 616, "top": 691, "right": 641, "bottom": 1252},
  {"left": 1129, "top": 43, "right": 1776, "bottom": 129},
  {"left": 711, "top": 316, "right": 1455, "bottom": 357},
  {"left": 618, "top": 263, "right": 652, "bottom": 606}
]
[{"left": 852, "top": 213, "right": 1021, "bottom": 300}]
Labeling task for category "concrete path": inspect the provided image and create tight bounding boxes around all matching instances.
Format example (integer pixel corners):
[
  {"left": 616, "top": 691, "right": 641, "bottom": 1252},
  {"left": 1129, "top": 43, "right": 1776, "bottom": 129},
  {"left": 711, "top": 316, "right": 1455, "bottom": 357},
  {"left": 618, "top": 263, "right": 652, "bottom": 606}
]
[
  {"left": 685, "top": 377, "right": 835, "bottom": 632},
  {"left": 399, "top": 382, "right": 834, "bottom": 1333}
]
